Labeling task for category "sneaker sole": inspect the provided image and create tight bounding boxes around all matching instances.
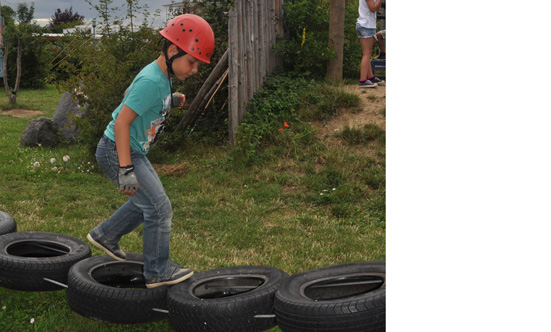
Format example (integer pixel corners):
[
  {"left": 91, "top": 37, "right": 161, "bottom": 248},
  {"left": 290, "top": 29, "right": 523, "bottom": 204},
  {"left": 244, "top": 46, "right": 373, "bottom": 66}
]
[
  {"left": 146, "top": 271, "right": 194, "bottom": 289},
  {"left": 86, "top": 233, "right": 126, "bottom": 262},
  {"left": 359, "top": 84, "right": 377, "bottom": 88}
]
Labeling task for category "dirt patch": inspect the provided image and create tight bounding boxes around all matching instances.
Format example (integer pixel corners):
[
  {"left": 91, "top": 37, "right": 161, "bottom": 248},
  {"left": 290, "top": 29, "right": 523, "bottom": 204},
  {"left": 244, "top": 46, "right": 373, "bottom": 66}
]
[
  {"left": 1, "top": 109, "right": 45, "bottom": 118},
  {"left": 313, "top": 84, "right": 386, "bottom": 140},
  {"left": 153, "top": 162, "right": 190, "bottom": 176}
]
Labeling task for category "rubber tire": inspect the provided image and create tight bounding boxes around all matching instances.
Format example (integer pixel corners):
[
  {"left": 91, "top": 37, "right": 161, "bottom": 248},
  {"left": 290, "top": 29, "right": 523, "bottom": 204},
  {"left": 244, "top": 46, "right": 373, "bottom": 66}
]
[
  {"left": 66, "top": 253, "right": 181, "bottom": 324},
  {"left": 274, "top": 262, "right": 386, "bottom": 332},
  {"left": 167, "top": 265, "right": 289, "bottom": 332},
  {"left": 0, "top": 231, "right": 91, "bottom": 291},
  {"left": 0, "top": 211, "right": 17, "bottom": 236}
]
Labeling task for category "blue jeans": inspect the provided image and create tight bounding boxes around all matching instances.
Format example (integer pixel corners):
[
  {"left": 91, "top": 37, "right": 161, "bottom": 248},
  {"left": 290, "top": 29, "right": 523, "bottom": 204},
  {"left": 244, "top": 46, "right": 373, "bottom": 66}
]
[{"left": 92, "top": 135, "right": 172, "bottom": 282}]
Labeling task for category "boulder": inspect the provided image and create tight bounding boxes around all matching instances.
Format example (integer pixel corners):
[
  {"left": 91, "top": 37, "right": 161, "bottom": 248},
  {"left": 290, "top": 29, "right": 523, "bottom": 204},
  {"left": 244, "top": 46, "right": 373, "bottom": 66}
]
[
  {"left": 20, "top": 117, "right": 61, "bottom": 147},
  {"left": 52, "top": 92, "right": 83, "bottom": 142}
]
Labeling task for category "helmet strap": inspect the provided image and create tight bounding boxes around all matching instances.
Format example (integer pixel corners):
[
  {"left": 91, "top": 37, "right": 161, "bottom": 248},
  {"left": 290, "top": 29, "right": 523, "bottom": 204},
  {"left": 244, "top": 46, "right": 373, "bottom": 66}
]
[{"left": 162, "top": 43, "right": 187, "bottom": 108}]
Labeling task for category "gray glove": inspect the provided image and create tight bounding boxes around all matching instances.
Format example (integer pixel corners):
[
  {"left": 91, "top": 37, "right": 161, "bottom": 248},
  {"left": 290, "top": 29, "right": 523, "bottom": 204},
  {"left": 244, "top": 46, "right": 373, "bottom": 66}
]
[{"left": 119, "top": 165, "right": 138, "bottom": 191}]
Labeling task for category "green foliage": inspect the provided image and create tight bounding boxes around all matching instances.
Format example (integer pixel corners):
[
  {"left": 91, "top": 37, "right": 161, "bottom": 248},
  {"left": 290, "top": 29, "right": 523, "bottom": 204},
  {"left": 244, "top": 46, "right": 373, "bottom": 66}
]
[
  {"left": 274, "top": 0, "right": 333, "bottom": 77},
  {"left": 232, "top": 72, "right": 361, "bottom": 166},
  {"left": 274, "top": 0, "right": 363, "bottom": 79},
  {"left": 233, "top": 72, "right": 306, "bottom": 165},
  {"left": 1, "top": 3, "right": 51, "bottom": 89}
]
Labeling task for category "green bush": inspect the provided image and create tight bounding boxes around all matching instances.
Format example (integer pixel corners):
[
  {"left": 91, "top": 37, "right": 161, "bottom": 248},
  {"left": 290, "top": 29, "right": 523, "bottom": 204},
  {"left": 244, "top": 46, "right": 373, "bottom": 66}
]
[{"left": 274, "top": 0, "right": 363, "bottom": 79}]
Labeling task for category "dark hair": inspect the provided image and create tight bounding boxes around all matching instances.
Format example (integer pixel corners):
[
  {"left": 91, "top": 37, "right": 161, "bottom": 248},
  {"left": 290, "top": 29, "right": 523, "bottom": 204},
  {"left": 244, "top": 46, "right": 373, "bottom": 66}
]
[{"left": 162, "top": 39, "right": 186, "bottom": 57}]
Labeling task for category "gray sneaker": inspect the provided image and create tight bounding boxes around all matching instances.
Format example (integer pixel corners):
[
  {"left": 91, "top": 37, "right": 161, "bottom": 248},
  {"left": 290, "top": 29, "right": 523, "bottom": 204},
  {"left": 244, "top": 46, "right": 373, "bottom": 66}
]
[
  {"left": 146, "top": 266, "right": 194, "bottom": 288},
  {"left": 359, "top": 80, "right": 377, "bottom": 88},
  {"left": 370, "top": 76, "right": 385, "bottom": 85},
  {"left": 86, "top": 233, "right": 126, "bottom": 261}
]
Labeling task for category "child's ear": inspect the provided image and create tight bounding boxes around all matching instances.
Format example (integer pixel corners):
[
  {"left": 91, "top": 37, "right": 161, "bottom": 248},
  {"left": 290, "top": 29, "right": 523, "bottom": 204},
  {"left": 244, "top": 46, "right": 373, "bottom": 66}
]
[{"left": 168, "top": 44, "right": 179, "bottom": 57}]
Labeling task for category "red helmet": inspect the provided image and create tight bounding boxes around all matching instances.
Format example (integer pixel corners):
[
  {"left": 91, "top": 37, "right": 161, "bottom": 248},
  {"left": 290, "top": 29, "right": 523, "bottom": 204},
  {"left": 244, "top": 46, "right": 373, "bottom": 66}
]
[{"left": 160, "top": 14, "right": 215, "bottom": 64}]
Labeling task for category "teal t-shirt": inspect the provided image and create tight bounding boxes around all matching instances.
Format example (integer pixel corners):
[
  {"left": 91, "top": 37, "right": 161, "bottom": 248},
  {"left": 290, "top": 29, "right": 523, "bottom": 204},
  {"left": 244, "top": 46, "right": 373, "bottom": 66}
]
[{"left": 104, "top": 61, "right": 171, "bottom": 155}]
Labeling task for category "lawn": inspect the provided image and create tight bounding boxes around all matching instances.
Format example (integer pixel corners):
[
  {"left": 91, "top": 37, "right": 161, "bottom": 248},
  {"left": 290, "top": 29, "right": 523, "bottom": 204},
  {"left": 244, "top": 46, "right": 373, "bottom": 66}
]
[{"left": 0, "top": 86, "right": 385, "bottom": 331}]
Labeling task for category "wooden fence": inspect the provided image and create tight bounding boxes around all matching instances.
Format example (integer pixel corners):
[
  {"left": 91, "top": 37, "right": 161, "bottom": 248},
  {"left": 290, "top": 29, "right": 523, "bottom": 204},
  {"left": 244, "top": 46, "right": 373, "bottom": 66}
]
[{"left": 228, "top": 0, "right": 284, "bottom": 144}]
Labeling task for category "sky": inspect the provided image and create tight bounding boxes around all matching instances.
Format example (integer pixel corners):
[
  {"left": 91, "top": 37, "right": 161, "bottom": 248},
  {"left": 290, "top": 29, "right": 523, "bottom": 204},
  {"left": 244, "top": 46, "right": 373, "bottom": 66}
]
[{"left": 2, "top": 0, "right": 178, "bottom": 28}]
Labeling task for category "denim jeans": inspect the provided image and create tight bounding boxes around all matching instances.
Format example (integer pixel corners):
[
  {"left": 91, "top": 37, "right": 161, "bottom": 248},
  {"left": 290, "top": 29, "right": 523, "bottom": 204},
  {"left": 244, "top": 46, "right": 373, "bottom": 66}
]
[{"left": 92, "top": 135, "right": 172, "bottom": 282}]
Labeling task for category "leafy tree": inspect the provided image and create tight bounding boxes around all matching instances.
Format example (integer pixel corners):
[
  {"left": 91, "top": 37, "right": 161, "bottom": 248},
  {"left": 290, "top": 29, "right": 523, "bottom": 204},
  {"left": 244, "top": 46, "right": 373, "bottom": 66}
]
[
  {"left": 49, "top": 7, "right": 85, "bottom": 33},
  {"left": 16, "top": 2, "right": 34, "bottom": 23},
  {"left": 1, "top": 3, "right": 50, "bottom": 93}
]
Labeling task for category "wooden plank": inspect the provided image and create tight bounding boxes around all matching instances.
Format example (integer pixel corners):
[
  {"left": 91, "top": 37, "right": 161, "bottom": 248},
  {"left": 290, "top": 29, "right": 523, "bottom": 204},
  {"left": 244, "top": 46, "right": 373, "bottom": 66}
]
[
  {"left": 258, "top": 0, "right": 266, "bottom": 86},
  {"left": 238, "top": 0, "right": 247, "bottom": 125},
  {"left": 228, "top": 8, "right": 239, "bottom": 145}
]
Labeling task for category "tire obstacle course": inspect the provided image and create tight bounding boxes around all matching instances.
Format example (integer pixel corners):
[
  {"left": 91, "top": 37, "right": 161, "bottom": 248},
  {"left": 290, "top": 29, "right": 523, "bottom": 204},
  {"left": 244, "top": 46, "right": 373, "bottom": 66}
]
[{"left": 0, "top": 210, "right": 385, "bottom": 331}]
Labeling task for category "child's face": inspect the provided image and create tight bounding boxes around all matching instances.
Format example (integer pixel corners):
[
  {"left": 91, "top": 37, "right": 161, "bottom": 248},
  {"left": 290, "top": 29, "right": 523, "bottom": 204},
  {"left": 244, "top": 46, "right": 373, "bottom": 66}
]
[{"left": 172, "top": 53, "right": 200, "bottom": 81}]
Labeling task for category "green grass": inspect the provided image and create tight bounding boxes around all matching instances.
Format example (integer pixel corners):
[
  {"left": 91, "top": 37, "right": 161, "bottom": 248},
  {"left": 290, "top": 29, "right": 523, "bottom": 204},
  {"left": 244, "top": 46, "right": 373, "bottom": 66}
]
[
  {"left": 0, "top": 86, "right": 385, "bottom": 331},
  {"left": 0, "top": 85, "right": 61, "bottom": 111}
]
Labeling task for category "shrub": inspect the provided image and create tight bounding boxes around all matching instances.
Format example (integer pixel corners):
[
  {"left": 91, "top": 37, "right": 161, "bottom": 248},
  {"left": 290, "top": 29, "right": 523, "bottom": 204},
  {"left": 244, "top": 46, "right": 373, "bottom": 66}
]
[{"left": 274, "top": 0, "right": 363, "bottom": 79}]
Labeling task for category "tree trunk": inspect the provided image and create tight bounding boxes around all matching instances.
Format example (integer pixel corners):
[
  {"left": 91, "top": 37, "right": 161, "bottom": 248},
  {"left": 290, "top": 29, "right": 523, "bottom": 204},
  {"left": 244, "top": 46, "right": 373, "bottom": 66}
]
[
  {"left": 326, "top": 0, "right": 346, "bottom": 80},
  {"left": 3, "top": 38, "right": 22, "bottom": 106}
]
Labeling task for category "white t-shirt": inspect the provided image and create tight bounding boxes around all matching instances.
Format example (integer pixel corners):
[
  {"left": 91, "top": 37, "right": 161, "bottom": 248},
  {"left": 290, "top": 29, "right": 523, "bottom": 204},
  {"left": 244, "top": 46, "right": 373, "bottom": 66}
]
[{"left": 357, "top": 0, "right": 378, "bottom": 29}]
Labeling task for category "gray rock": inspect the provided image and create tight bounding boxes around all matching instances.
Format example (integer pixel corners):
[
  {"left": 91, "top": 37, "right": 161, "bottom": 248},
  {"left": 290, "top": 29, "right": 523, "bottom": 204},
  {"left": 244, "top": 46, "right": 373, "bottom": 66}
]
[
  {"left": 20, "top": 117, "right": 61, "bottom": 147},
  {"left": 52, "top": 92, "right": 83, "bottom": 142}
]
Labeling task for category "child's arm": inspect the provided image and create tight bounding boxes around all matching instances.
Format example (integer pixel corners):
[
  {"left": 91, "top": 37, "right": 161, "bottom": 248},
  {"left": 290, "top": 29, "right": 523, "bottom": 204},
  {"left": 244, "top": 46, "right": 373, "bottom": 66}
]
[
  {"left": 367, "top": 0, "right": 383, "bottom": 13},
  {"left": 114, "top": 105, "right": 139, "bottom": 196}
]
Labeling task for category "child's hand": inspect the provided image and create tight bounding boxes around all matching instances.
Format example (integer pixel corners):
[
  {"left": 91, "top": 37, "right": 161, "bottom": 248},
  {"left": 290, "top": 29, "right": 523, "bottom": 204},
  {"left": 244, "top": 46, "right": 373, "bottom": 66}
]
[
  {"left": 118, "top": 165, "right": 138, "bottom": 196},
  {"left": 171, "top": 93, "right": 186, "bottom": 108}
]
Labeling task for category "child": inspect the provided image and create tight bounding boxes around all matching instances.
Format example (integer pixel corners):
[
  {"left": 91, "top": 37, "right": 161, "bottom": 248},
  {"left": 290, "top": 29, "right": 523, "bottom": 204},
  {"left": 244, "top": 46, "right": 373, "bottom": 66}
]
[
  {"left": 87, "top": 14, "right": 215, "bottom": 288},
  {"left": 356, "top": 0, "right": 384, "bottom": 88}
]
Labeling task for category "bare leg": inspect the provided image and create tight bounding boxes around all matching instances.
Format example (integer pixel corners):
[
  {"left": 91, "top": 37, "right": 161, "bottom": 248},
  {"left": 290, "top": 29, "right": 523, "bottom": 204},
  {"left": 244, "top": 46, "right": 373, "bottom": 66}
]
[{"left": 359, "top": 37, "right": 375, "bottom": 81}]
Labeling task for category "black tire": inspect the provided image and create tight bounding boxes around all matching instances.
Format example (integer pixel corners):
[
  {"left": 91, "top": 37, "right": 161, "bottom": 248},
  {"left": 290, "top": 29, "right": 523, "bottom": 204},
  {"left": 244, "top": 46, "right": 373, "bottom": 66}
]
[
  {"left": 167, "top": 265, "right": 289, "bottom": 332},
  {"left": 274, "top": 262, "right": 386, "bottom": 332},
  {"left": 0, "top": 211, "right": 17, "bottom": 235},
  {"left": 0, "top": 231, "right": 91, "bottom": 291},
  {"left": 66, "top": 253, "right": 180, "bottom": 324}
]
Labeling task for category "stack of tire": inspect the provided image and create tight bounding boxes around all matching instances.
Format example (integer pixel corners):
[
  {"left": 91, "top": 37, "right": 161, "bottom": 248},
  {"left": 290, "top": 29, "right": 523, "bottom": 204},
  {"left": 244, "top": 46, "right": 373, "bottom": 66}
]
[{"left": 0, "top": 210, "right": 385, "bottom": 331}]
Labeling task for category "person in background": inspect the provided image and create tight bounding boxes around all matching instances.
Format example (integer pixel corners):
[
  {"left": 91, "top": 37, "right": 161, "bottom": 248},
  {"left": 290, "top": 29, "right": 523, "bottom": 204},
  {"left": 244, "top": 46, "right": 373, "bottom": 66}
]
[
  {"left": 356, "top": 0, "right": 384, "bottom": 88},
  {"left": 376, "top": 30, "right": 386, "bottom": 59}
]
